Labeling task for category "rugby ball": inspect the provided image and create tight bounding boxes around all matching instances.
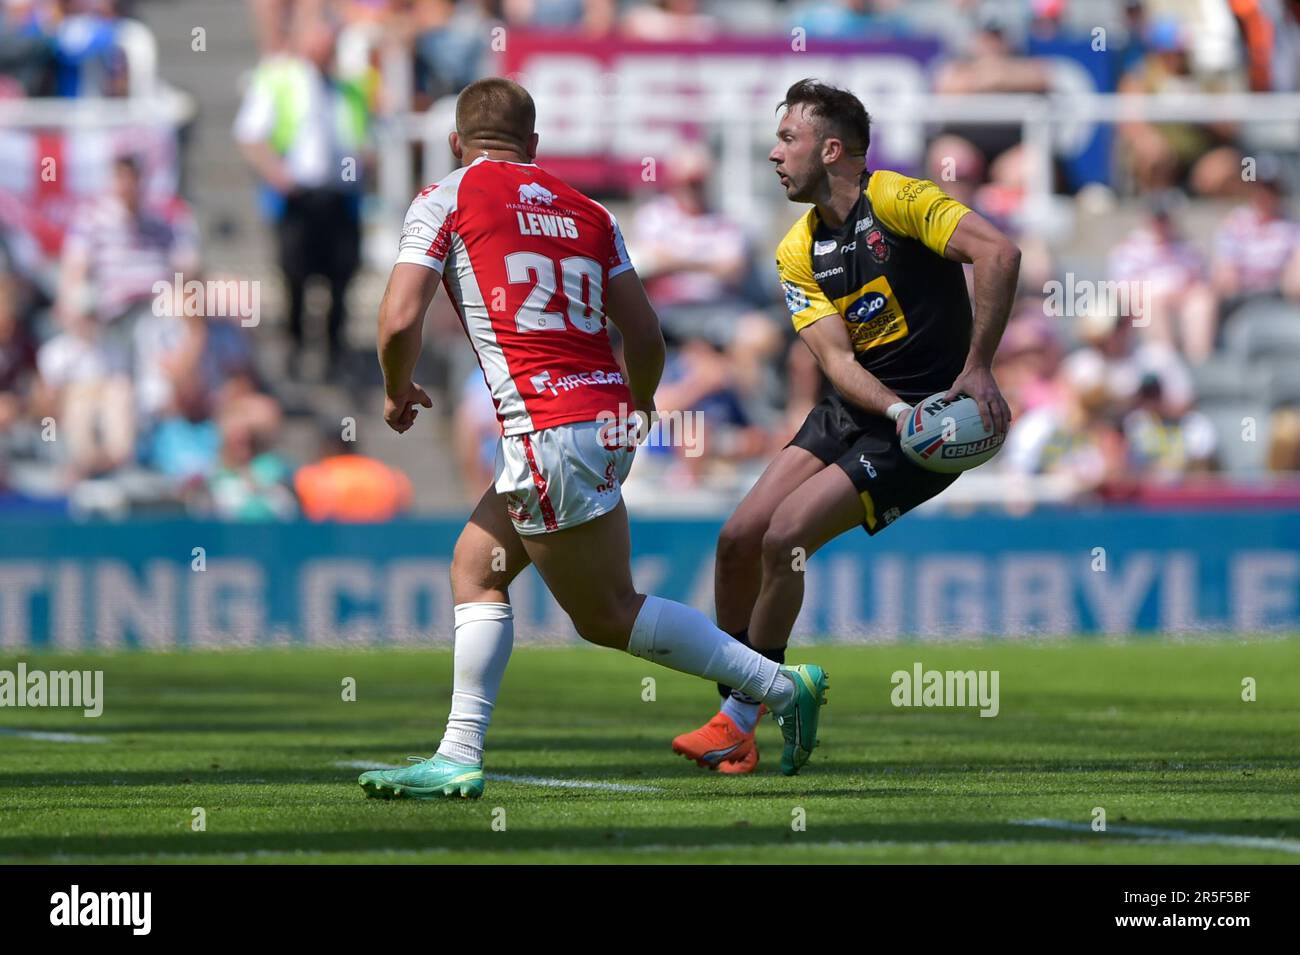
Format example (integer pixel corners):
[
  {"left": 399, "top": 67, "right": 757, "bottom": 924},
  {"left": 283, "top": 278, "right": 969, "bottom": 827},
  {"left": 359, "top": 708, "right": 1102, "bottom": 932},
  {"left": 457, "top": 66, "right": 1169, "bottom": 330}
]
[{"left": 899, "top": 393, "right": 1004, "bottom": 474}]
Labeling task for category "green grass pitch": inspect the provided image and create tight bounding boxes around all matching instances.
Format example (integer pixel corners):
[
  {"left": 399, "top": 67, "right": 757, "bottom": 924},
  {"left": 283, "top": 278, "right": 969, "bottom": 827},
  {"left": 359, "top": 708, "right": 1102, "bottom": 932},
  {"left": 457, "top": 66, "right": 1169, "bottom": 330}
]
[{"left": 1, "top": 641, "right": 1297, "bottom": 864}]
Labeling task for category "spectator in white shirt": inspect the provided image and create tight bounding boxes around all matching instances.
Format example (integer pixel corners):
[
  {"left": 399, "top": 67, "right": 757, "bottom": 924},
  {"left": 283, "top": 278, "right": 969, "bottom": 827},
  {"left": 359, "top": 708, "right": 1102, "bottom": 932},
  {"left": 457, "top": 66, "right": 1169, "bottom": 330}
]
[
  {"left": 626, "top": 146, "right": 781, "bottom": 398},
  {"left": 1212, "top": 156, "right": 1300, "bottom": 305},
  {"left": 1108, "top": 192, "right": 1219, "bottom": 363},
  {"left": 57, "top": 154, "right": 199, "bottom": 332},
  {"left": 34, "top": 302, "right": 134, "bottom": 481}
]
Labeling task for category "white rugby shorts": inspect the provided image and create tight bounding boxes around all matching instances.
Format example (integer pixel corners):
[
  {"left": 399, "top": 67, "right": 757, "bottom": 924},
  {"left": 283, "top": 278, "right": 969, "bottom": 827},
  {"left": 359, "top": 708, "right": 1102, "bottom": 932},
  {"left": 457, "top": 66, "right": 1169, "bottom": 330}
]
[{"left": 494, "top": 420, "right": 636, "bottom": 535}]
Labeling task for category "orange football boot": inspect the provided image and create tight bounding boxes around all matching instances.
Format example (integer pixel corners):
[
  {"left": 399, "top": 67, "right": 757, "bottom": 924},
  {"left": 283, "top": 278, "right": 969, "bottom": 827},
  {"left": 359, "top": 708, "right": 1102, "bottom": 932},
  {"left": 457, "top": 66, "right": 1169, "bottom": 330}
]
[
  {"left": 717, "top": 744, "right": 759, "bottom": 774},
  {"left": 717, "top": 704, "right": 766, "bottom": 774},
  {"left": 672, "top": 705, "right": 767, "bottom": 772},
  {"left": 671, "top": 712, "right": 755, "bottom": 769}
]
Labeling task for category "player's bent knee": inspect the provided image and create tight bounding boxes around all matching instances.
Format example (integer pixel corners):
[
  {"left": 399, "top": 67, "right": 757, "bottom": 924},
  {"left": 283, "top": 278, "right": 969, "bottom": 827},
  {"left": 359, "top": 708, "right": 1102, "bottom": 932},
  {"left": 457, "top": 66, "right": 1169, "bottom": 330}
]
[
  {"left": 717, "top": 514, "right": 765, "bottom": 566},
  {"left": 761, "top": 518, "right": 806, "bottom": 571},
  {"left": 450, "top": 547, "right": 517, "bottom": 600}
]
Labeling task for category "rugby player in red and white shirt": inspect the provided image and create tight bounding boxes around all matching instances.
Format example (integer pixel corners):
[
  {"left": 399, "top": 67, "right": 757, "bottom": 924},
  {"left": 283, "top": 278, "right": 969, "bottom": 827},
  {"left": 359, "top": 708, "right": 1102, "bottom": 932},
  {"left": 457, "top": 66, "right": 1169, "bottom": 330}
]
[{"left": 360, "top": 78, "right": 827, "bottom": 800}]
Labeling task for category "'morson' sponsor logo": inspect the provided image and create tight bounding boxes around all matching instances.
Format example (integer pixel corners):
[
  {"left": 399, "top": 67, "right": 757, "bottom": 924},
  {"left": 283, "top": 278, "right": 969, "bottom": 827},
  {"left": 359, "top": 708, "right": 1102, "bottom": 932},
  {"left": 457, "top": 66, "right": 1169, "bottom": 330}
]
[{"left": 50, "top": 885, "right": 151, "bottom": 935}]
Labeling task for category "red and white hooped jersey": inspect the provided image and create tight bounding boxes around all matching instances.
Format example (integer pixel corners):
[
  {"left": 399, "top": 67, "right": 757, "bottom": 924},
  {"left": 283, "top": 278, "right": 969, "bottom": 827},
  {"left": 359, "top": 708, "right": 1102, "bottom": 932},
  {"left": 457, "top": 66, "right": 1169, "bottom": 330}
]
[{"left": 396, "top": 156, "right": 635, "bottom": 436}]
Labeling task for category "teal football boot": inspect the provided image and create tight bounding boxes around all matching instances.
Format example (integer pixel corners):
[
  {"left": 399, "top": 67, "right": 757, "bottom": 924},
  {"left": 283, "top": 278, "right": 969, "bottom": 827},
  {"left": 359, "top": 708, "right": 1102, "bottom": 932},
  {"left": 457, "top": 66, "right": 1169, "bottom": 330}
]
[
  {"left": 359, "top": 755, "right": 484, "bottom": 800},
  {"left": 772, "top": 664, "right": 829, "bottom": 776}
]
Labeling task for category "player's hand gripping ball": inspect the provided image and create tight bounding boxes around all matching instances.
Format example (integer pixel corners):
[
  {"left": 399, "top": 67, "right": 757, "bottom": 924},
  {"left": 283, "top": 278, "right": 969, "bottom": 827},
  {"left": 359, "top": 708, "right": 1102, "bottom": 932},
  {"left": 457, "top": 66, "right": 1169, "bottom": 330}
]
[{"left": 899, "top": 393, "right": 1005, "bottom": 474}]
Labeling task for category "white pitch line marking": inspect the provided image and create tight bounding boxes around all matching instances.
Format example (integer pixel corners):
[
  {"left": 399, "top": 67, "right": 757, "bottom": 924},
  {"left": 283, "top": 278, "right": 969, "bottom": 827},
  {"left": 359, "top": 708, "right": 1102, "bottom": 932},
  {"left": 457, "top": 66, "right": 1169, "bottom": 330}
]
[
  {"left": 487, "top": 773, "right": 662, "bottom": 793},
  {"left": 0, "top": 727, "right": 109, "bottom": 743},
  {"left": 335, "top": 760, "right": 400, "bottom": 770},
  {"left": 1014, "top": 818, "right": 1300, "bottom": 855},
  {"left": 333, "top": 760, "right": 663, "bottom": 793}
]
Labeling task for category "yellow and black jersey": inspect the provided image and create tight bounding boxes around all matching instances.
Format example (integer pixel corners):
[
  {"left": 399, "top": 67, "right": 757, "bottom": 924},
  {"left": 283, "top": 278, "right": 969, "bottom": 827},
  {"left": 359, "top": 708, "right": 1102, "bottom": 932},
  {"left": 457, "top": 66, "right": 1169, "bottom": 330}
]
[{"left": 776, "top": 169, "right": 973, "bottom": 404}]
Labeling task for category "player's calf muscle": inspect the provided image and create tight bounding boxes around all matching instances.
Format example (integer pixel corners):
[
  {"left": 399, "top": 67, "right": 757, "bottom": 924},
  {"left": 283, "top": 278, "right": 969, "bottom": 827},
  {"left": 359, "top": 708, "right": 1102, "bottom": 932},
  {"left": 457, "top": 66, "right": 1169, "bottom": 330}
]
[
  {"left": 539, "top": 568, "right": 642, "bottom": 649},
  {"left": 519, "top": 508, "right": 643, "bottom": 648},
  {"left": 569, "top": 595, "right": 643, "bottom": 649},
  {"left": 714, "top": 517, "right": 764, "bottom": 630}
]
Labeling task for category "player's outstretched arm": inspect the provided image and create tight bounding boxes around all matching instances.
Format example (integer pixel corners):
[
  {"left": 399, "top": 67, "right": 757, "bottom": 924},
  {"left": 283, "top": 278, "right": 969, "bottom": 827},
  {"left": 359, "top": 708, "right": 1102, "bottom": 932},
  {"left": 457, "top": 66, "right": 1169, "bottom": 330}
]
[
  {"left": 377, "top": 262, "right": 440, "bottom": 434},
  {"left": 942, "top": 212, "right": 1020, "bottom": 434},
  {"left": 799, "top": 317, "right": 910, "bottom": 434},
  {"left": 605, "top": 269, "right": 666, "bottom": 422}
]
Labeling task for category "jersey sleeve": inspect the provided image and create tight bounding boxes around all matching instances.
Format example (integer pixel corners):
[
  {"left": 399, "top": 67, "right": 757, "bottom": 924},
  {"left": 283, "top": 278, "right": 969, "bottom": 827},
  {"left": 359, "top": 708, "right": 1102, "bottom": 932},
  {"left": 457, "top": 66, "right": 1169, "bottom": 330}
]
[
  {"left": 601, "top": 204, "right": 635, "bottom": 279},
  {"left": 775, "top": 215, "right": 838, "bottom": 332},
  {"left": 395, "top": 183, "right": 457, "bottom": 273},
  {"left": 867, "top": 170, "right": 972, "bottom": 258}
]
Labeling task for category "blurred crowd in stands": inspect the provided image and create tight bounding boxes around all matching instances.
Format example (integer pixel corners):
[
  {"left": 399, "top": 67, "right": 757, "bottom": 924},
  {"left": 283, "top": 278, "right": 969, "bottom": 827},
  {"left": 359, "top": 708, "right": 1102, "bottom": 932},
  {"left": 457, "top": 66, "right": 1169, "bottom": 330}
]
[
  {"left": 2, "top": 0, "right": 1300, "bottom": 519},
  {"left": 0, "top": 0, "right": 137, "bottom": 98}
]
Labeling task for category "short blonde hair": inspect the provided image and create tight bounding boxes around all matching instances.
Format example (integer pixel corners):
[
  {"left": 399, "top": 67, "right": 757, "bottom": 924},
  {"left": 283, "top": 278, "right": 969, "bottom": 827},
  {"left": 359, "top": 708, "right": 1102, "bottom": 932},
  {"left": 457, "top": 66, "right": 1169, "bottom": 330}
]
[{"left": 455, "top": 77, "right": 536, "bottom": 153}]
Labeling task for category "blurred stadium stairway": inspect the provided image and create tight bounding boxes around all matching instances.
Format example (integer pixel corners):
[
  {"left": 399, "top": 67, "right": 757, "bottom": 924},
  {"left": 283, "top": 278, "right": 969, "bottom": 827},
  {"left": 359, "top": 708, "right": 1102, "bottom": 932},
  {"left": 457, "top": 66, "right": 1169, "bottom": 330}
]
[{"left": 140, "top": 0, "right": 462, "bottom": 512}]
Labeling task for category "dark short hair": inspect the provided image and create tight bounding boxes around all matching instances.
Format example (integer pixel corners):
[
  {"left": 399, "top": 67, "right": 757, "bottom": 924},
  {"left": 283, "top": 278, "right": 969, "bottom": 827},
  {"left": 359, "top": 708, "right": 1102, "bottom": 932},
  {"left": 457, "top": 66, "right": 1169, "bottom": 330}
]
[
  {"left": 778, "top": 79, "right": 871, "bottom": 157},
  {"left": 113, "top": 154, "right": 142, "bottom": 177}
]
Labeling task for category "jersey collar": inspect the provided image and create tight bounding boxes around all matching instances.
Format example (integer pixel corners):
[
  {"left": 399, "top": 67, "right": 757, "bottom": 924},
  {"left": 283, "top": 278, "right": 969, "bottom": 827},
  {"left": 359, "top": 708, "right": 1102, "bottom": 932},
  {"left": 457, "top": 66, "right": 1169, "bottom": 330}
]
[{"left": 469, "top": 155, "right": 538, "bottom": 168}]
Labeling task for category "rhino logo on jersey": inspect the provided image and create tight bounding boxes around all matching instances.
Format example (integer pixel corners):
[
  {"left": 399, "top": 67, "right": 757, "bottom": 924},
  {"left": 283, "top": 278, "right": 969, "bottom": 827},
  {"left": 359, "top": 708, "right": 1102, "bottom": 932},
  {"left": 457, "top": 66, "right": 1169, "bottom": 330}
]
[
  {"left": 518, "top": 182, "right": 556, "bottom": 206},
  {"left": 866, "top": 229, "right": 890, "bottom": 262}
]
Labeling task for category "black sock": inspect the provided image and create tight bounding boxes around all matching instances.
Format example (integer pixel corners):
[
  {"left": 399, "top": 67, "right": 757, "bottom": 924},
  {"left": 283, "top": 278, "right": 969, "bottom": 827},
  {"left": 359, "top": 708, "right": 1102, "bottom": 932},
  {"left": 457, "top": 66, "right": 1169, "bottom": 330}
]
[
  {"left": 716, "top": 628, "right": 750, "bottom": 700},
  {"left": 729, "top": 645, "right": 786, "bottom": 705}
]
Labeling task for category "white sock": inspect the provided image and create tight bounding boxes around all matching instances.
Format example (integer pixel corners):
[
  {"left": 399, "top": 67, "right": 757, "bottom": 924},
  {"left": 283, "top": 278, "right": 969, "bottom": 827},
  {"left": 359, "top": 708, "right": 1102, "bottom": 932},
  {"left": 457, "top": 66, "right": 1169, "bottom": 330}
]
[
  {"left": 436, "top": 602, "right": 513, "bottom": 765},
  {"left": 721, "top": 695, "right": 762, "bottom": 733},
  {"left": 626, "top": 596, "right": 795, "bottom": 711}
]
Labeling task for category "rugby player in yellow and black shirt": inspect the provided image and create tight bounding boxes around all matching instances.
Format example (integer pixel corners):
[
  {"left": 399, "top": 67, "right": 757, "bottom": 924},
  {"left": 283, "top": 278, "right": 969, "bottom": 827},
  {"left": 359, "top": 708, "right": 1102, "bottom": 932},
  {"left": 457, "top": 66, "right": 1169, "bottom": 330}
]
[{"left": 671, "top": 79, "right": 1020, "bottom": 774}]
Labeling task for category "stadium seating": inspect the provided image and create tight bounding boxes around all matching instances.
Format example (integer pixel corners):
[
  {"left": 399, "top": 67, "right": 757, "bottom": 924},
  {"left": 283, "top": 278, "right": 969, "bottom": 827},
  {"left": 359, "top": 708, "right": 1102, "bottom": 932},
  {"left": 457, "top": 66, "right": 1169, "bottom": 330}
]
[
  {"left": 1223, "top": 299, "right": 1300, "bottom": 363},
  {"left": 1191, "top": 356, "right": 1252, "bottom": 403},
  {"left": 1200, "top": 400, "right": 1272, "bottom": 473},
  {"left": 1264, "top": 359, "right": 1300, "bottom": 408}
]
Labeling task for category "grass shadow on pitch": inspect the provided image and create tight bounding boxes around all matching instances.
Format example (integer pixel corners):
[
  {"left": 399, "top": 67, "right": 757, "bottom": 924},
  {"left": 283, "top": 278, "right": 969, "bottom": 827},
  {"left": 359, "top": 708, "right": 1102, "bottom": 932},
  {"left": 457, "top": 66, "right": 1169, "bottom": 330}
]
[
  {"left": 1, "top": 816, "right": 1297, "bottom": 862},
  {"left": 3, "top": 754, "right": 1297, "bottom": 797}
]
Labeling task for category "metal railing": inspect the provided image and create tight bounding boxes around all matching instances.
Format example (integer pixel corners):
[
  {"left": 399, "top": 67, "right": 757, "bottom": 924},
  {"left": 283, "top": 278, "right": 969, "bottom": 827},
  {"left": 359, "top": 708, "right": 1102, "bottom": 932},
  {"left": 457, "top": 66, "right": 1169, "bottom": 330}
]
[
  {"left": 374, "top": 91, "right": 1300, "bottom": 239},
  {"left": 0, "top": 19, "right": 196, "bottom": 128}
]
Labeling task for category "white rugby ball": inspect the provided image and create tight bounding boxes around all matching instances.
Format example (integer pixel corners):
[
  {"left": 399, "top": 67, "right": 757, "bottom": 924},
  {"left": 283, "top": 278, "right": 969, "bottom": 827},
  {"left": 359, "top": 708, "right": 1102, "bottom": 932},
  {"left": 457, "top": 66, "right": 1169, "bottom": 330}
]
[{"left": 899, "top": 392, "right": 1004, "bottom": 474}]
